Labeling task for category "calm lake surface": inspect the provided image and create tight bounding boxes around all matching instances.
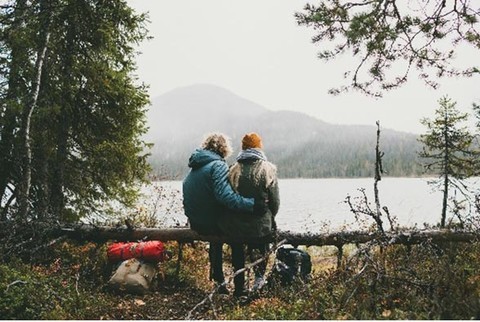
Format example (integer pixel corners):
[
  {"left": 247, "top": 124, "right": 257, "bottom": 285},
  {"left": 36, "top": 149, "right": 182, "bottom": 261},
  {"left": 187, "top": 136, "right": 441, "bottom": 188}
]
[{"left": 144, "top": 177, "right": 478, "bottom": 233}]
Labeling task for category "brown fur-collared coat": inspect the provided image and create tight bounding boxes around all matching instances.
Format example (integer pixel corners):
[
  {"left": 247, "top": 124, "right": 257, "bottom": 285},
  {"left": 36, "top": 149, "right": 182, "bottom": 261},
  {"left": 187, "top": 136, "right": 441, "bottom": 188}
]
[{"left": 218, "top": 158, "right": 280, "bottom": 238}]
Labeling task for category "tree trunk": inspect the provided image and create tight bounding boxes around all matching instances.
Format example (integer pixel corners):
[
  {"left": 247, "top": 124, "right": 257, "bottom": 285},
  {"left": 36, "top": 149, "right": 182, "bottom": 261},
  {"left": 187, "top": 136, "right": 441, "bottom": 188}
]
[
  {"left": 56, "top": 225, "right": 480, "bottom": 247},
  {"left": 0, "top": 0, "right": 28, "bottom": 212},
  {"left": 374, "top": 121, "right": 384, "bottom": 233},
  {"left": 17, "top": 33, "right": 50, "bottom": 219},
  {"left": 441, "top": 111, "right": 449, "bottom": 228},
  {"left": 51, "top": 111, "right": 68, "bottom": 218},
  {"left": 17, "top": 2, "right": 51, "bottom": 219},
  {"left": 441, "top": 173, "right": 448, "bottom": 228},
  {"left": 0, "top": 109, "right": 17, "bottom": 216},
  {"left": 35, "top": 140, "right": 50, "bottom": 219},
  {"left": 51, "top": 4, "right": 75, "bottom": 219}
]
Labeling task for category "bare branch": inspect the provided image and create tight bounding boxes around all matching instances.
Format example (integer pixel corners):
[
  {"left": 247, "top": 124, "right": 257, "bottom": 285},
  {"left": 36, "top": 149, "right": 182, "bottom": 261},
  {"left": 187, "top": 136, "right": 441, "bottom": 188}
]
[{"left": 6, "top": 280, "right": 27, "bottom": 292}]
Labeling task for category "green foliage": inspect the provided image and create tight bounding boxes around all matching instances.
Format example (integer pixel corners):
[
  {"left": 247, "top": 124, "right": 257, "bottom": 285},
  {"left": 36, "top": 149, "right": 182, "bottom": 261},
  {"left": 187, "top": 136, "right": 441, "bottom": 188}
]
[
  {"left": 0, "top": 0, "right": 151, "bottom": 224},
  {"left": 419, "top": 97, "right": 475, "bottom": 179},
  {"left": 418, "top": 96, "right": 479, "bottom": 227},
  {"left": 175, "top": 243, "right": 212, "bottom": 286},
  {"left": 0, "top": 239, "right": 215, "bottom": 319},
  {"left": 0, "top": 261, "right": 47, "bottom": 319},
  {"left": 274, "top": 127, "right": 423, "bottom": 178},
  {"left": 51, "top": 241, "right": 111, "bottom": 287},
  {"left": 296, "top": 1, "right": 480, "bottom": 96},
  {"left": 222, "top": 242, "right": 480, "bottom": 320},
  {"left": 1, "top": 239, "right": 480, "bottom": 319},
  {"left": 0, "top": 242, "right": 111, "bottom": 319},
  {"left": 226, "top": 282, "right": 326, "bottom": 320}
]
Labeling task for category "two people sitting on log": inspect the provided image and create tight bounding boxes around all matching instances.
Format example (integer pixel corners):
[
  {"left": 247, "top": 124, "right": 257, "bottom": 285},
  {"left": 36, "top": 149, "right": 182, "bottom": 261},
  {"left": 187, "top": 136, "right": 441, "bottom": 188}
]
[{"left": 182, "top": 132, "right": 279, "bottom": 297}]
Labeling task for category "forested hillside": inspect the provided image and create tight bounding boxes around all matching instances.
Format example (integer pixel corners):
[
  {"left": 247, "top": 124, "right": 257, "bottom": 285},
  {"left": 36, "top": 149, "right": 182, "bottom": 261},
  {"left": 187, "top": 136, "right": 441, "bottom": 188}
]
[{"left": 145, "top": 84, "right": 423, "bottom": 179}]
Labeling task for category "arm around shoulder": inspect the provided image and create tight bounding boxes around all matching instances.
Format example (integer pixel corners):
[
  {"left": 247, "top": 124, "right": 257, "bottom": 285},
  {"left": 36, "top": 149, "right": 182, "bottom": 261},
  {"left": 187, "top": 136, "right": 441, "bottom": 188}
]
[{"left": 211, "top": 160, "right": 254, "bottom": 213}]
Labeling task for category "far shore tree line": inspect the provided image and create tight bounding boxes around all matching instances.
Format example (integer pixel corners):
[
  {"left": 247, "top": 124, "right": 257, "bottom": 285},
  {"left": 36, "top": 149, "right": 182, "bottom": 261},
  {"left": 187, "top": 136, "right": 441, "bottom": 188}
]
[{"left": 0, "top": 0, "right": 479, "bottom": 259}]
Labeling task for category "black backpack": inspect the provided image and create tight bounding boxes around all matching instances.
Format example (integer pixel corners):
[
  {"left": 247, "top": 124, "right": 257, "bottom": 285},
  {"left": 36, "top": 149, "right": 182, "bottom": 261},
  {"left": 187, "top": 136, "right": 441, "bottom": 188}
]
[{"left": 269, "top": 246, "right": 312, "bottom": 286}]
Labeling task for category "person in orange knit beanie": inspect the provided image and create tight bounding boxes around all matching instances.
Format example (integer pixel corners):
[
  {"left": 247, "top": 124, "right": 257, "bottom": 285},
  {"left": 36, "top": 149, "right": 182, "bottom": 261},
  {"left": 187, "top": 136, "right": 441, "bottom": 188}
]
[
  {"left": 218, "top": 132, "right": 280, "bottom": 297},
  {"left": 242, "top": 132, "right": 263, "bottom": 150}
]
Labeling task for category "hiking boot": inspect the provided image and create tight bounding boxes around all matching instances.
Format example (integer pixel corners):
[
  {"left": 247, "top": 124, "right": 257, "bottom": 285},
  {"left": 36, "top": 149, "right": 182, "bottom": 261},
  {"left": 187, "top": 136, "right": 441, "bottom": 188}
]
[
  {"left": 233, "top": 288, "right": 249, "bottom": 298},
  {"left": 217, "top": 284, "right": 230, "bottom": 295},
  {"left": 252, "top": 276, "right": 266, "bottom": 292}
]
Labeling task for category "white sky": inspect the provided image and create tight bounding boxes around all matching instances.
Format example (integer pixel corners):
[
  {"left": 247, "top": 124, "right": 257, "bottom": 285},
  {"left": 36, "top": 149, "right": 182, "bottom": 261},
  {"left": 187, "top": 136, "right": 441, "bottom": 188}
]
[{"left": 127, "top": 0, "right": 479, "bottom": 134}]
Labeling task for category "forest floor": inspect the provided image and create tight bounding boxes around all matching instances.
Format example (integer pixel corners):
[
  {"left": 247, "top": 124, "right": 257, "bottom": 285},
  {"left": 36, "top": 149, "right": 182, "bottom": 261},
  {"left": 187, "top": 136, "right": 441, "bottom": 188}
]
[
  {"left": 5, "top": 238, "right": 479, "bottom": 319},
  {"left": 96, "top": 284, "right": 215, "bottom": 320},
  {"left": 89, "top": 279, "right": 286, "bottom": 320},
  {"left": 97, "top": 255, "right": 338, "bottom": 319}
]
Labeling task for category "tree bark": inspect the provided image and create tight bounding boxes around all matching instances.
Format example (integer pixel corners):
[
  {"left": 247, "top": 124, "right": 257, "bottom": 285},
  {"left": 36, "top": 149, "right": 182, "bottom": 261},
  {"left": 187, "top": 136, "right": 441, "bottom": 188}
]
[
  {"left": 17, "top": 29, "right": 50, "bottom": 219},
  {"left": 51, "top": 4, "right": 75, "bottom": 218},
  {"left": 374, "top": 121, "right": 384, "bottom": 233},
  {"left": 441, "top": 111, "right": 449, "bottom": 228},
  {"left": 0, "top": 0, "right": 28, "bottom": 211},
  {"left": 55, "top": 225, "right": 480, "bottom": 247}
]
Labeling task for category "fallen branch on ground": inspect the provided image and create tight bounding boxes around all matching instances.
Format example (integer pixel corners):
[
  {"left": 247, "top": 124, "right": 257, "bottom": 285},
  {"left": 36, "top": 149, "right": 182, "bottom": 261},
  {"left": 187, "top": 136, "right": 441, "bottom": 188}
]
[{"left": 6, "top": 280, "right": 27, "bottom": 292}]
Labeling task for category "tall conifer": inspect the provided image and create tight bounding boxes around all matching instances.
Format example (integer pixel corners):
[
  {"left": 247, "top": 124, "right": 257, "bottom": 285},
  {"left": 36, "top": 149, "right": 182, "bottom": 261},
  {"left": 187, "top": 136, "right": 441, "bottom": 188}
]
[{"left": 419, "top": 96, "right": 477, "bottom": 227}]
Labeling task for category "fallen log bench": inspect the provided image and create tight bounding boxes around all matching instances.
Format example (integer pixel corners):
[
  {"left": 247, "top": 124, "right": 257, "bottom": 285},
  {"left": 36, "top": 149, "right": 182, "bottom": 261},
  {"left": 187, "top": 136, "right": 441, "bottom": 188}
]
[
  {"left": 57, "top": 224, "right": 480, "bottom": 247},
  {"left": 55, "top": 225, "right": 480, "bottom": 270}
]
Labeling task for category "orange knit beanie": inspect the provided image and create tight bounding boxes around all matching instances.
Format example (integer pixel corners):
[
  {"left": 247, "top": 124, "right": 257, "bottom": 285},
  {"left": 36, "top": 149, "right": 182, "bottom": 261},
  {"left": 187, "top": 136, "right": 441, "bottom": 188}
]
[{"left": 241, "top": 132, "right": 263, "bottom": 150}]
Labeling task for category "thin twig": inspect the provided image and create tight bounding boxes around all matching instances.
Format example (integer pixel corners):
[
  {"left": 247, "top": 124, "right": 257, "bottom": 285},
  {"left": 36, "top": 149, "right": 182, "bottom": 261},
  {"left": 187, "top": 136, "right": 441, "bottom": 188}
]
[
  {"left": 208, "top": 294, "right": 218, "bottom": 319},
  {"left": 6, "top": 280, "right": 27, "bottom": 292},
  {"left": 75, "top": 273, "right": 80, "bottom": 296},
  {"left": 340, "top": 262, "right": 369, "bottom": 308},
  {"left": 31, "top": 235, "right": 67, "bottom": 253}
]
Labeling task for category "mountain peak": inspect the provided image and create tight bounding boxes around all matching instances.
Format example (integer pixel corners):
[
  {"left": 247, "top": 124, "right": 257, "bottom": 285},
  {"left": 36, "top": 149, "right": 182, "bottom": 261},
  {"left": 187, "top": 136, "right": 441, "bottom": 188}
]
[
  {"left": 145, "top": 84, "right": 421, "bottom": 179},
  {"left": 149, "top": 83, "right": 267, "bottom": 118},
  {"left": 166, "top": 83, "right": 239, "bottom": 95}
]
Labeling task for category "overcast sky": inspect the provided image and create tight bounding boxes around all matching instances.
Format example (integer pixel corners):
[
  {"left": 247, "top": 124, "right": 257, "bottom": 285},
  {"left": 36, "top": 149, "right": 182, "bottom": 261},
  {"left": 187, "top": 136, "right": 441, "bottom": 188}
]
[{"left": 127, "top": 0, "right": 479, "bottom": 134}]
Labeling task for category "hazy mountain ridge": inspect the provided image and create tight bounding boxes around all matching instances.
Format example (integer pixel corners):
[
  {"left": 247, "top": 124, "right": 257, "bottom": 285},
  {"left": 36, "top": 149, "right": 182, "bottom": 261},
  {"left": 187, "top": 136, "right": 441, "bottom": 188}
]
[{"left": 145, "top": 84, "right": 423, "bottom": 179}]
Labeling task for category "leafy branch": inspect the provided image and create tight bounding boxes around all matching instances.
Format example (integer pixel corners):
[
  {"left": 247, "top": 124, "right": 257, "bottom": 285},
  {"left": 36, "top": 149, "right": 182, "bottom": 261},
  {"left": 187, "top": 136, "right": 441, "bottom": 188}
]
[{"left": 296, "top": 0, "right": 480, "bottom": 96}]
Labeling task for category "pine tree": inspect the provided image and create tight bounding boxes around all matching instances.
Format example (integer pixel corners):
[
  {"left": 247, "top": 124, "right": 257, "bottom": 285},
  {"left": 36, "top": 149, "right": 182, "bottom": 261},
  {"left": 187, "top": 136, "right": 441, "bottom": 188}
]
[
  {"left": 296, "top": 1, "right": 480, "bottom": 96},
  {"left": 419, "top": 96, "right": 477, "bottom": 228},
  {"left": 0, "top": 0, "right": 151, "bottom": 223}
]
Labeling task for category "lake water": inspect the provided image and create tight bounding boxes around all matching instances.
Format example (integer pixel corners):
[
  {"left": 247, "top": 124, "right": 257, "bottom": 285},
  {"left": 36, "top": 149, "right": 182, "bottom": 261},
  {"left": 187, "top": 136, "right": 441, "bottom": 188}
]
[{"left": 143, "top": 177, "right": 478, "bottom": 233}]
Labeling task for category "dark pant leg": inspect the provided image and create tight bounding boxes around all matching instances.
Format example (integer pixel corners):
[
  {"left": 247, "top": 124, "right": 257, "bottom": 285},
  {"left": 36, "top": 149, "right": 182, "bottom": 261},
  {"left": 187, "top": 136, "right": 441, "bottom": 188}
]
[
  {"left": 209, "top": 242, "right": 224, "bottom": 283},
  {"left": 230, "top": 243, "right": 245, "bottom": 294},
  {"left": 248, "top": 243, "right": 268, "bottom": 277}
]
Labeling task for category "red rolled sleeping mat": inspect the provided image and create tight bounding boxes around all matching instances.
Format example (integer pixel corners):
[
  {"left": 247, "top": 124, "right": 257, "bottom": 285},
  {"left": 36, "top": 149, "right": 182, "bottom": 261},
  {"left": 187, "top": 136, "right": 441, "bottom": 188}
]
[{"left": 107, "top": 241, "right": 166, "bottom": 263}]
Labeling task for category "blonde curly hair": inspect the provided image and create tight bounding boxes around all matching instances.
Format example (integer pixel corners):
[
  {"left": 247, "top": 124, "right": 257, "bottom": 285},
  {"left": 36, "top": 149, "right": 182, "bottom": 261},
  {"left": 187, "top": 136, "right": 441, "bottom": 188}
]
[{"left": 201, "top": 132, "right": 233, "bottom": 159}]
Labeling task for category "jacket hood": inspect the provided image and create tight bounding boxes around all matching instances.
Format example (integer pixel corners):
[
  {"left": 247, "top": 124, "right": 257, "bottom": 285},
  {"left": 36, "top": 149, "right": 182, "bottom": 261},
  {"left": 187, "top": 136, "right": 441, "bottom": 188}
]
[{"left": 188, "top": 149, "right": 223, "bottom": 169}]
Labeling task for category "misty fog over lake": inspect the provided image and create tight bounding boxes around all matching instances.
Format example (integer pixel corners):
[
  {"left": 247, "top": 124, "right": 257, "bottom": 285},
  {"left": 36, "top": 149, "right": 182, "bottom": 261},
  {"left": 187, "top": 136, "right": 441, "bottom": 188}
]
[{"left": 143, "top": 177, "right": 479, "bottom": 233}]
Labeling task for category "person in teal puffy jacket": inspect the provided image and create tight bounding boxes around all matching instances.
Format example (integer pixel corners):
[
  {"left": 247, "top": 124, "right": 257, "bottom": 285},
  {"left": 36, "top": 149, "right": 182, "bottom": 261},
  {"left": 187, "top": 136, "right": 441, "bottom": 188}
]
[{"left": 182, "top": 133, "right": 266, "bottom": 293}]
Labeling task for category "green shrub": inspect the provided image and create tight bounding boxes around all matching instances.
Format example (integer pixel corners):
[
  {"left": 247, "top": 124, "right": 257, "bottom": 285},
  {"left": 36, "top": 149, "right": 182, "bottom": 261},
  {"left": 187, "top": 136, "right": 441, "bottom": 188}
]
[
  {"left": 0, "top": 241, "right": 115, "bottom": 319},
  {"left": 0, "top": 260, "right": 84, "bottom": 319},
  {"left": 170, "top": 242, "right": 211, "bottom": 287},
  {"left": 2, "top": 238, "right": 480, "bottom": 319},
  {"left": 222, "top": 242, "right": 480, "bottom": 320}
]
